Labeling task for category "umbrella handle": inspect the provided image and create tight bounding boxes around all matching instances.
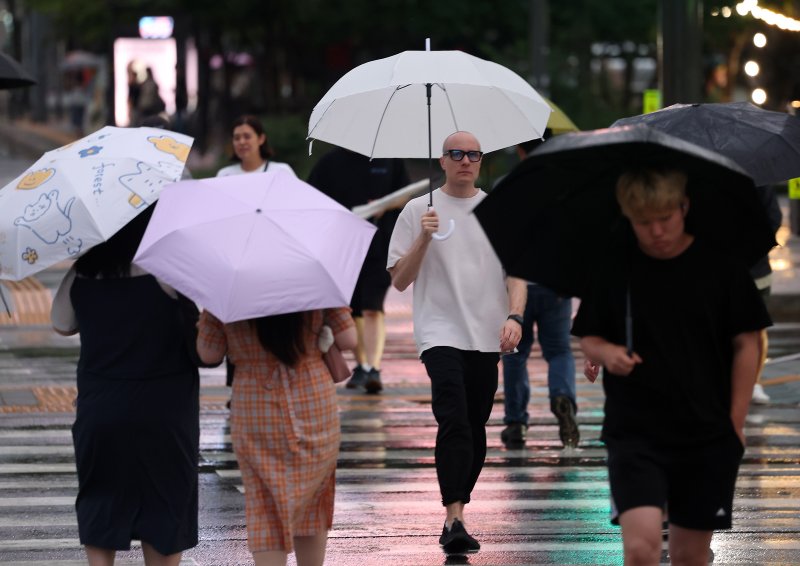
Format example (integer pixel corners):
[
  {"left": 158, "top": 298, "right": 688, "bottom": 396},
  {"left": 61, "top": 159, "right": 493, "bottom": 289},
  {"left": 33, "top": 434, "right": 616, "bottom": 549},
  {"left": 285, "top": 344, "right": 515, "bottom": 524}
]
[{"left": 432, "top": 218, "right": 455, "bottom": 241}]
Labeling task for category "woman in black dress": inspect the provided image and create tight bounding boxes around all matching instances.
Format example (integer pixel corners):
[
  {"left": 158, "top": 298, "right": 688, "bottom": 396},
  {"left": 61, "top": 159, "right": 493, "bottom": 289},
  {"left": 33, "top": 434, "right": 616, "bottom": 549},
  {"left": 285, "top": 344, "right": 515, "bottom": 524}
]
[{"left": 51, "top": 205, "right": 200, "bottom": 566}]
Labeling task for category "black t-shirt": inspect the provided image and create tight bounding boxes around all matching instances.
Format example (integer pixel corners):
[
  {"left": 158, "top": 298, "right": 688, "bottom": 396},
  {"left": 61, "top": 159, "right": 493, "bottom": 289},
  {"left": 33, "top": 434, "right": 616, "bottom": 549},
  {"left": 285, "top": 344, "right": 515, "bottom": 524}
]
[
  {"left": 572, "top": 240, "right": 772, "bottom": 446},
  {"left": 307, "top": 148, "right": 411, "bottom": 264}
]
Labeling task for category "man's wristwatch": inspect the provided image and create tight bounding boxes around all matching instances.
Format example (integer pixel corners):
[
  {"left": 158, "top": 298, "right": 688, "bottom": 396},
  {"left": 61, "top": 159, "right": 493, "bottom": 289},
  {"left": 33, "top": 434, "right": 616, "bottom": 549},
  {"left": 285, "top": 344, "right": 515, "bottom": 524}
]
[{"left": 507, "top": 314, "right": 524, "bottom": 326}]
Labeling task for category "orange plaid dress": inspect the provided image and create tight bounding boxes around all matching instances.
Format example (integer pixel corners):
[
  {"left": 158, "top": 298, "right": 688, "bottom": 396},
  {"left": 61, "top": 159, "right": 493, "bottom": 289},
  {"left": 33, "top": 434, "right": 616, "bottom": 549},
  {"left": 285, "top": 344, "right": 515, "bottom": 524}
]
[{"left": 197, "top": 307, "right": 353, "bottom": 552}]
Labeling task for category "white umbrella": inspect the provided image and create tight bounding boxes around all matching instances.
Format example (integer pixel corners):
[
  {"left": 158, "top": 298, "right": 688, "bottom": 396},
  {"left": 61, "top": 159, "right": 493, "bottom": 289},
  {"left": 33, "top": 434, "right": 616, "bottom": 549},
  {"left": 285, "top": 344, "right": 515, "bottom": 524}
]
[
  {"left": 307, "top": 42, "right": 551, "bottom": 239},
  {"left": 0, "top": 125, "right": 193, "bottom": 280},
  {"left": 308, "top": 48, "right": 551, "bottom": 158}
]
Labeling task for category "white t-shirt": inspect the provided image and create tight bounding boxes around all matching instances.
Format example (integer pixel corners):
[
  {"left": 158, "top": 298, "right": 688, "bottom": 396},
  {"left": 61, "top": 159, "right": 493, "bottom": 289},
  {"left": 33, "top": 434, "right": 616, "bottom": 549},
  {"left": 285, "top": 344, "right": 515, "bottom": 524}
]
[
  {"left": 216, "top": 161, "right": 296, "bottom": 177},
  {"left": 387, "top": 188, "right": 508, "bottom": 356}
]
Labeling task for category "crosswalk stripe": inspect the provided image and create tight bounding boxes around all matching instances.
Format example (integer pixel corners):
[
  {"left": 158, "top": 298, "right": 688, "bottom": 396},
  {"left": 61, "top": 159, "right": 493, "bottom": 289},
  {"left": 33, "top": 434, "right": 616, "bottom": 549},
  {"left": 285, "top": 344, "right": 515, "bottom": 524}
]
[{"left": 1, "top": 344, "right": 799, "bottom": 563}]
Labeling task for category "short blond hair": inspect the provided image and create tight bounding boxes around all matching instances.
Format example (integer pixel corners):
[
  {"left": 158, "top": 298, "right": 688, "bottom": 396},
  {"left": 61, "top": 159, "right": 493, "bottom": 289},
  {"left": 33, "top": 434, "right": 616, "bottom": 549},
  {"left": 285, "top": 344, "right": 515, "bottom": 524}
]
[{"left": 616, "top": 168, "right": 687, "bottom": 220}]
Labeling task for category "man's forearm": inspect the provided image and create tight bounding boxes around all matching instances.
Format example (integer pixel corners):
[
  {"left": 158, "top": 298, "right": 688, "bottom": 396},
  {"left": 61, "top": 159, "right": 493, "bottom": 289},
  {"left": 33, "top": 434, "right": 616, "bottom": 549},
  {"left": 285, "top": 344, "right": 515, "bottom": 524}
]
[
  {"left": 507, "top": 277, "right": 527, "bottom": 315},
  {"left": 730, "top": 331, "right": 761, "bottom": 433},
  {"left": 389, "top": 236, "right": 431, "bottom": 291}
]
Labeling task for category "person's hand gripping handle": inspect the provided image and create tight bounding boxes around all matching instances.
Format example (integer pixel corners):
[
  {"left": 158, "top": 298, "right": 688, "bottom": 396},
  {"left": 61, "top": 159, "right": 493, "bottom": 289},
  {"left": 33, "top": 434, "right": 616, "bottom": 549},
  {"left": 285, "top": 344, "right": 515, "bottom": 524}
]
[{"left": 427, "top": 206, "right": 455, "bottom": 241}]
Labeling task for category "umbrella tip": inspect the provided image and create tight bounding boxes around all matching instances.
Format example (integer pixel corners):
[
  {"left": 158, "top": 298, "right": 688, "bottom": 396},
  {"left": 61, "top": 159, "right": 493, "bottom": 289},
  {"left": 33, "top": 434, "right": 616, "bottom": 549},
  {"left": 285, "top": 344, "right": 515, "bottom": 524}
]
[
  {"left": 425, "top": 38, "right": 431, "bottom": 51},
  {"left": 255, "top": 208, "right": 262, "bottom": 214}
]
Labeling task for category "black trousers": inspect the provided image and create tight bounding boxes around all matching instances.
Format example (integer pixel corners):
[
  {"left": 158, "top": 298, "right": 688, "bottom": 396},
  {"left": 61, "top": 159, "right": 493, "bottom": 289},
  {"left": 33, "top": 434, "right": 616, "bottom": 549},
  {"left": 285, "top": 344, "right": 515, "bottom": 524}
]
[{"left": 421, "top": 346, "right": 499, "bottom": 506}]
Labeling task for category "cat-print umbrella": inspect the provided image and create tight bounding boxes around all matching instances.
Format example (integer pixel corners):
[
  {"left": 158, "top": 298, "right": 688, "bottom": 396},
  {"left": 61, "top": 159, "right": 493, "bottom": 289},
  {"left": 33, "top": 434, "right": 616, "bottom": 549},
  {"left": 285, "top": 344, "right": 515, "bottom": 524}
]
[{"left": 0, "top": 125, "right": 193, "bottom": 280}]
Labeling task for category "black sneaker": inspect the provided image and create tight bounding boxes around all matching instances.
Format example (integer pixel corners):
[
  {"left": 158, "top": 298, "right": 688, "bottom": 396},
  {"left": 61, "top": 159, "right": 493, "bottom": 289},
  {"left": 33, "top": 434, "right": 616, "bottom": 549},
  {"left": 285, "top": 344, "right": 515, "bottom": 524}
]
[
  {"left": 500, "top": 422, "right": 527, "bottom": 446},
  {"left": 551, "top": 395, "right": 580, "bottom": 448},
  {"left": 439, "top": 519, "right": 480, "bottom": 555},
  {"left": 345, "top": 365, "right": 368, "bottom": 390},
  {"left": 365, "top": 368, "right": 383, "bottom": 394}
]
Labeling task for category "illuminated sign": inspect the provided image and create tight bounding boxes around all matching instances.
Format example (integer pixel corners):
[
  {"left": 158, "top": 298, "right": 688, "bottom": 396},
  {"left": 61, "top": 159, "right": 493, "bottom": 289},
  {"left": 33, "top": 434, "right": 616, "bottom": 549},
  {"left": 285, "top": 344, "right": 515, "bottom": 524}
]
[
  {"left": 643, "top": 89, "right": 661, "bottom": 114},
  {"left": 139, "top": 16, "right": 174, "bottom": 39}
]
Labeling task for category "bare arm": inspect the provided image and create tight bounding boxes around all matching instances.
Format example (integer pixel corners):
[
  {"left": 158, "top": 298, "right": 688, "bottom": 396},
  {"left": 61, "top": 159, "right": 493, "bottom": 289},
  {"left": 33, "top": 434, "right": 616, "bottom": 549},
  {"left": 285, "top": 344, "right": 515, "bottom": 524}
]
[
  {"left": 499, "top": 277, "right": 527, "bottom": 351},
  {"left": 196, "top": 311, "right": 227, "bottom": 366},
  {"left": 197, "top": 340, "right": 225, "bottom": 366},
  {"left": 730, "top": 330, "right": 761, "bottom": 445},
  {"left": 334, "top": 325, "right": 358, "bottom": 352},
  {"left": 51, "top": 266, "right": 79, "bottom": 336},
  {"left": 389, "top": 208, "right": 438, "bottom": 292},
  {"left": 506, "top": 277, "right": 527, "bottom": 316},
  {"left": 579, "top": 335, "right": 642, "bottom": 376}
]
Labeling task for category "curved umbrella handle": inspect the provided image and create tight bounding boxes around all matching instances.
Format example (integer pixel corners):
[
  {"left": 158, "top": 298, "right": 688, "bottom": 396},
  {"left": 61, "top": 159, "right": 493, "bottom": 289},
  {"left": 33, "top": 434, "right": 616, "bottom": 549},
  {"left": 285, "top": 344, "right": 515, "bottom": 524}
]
[{"left": 432, "top": 218, "right": 456, "bottom": 241}]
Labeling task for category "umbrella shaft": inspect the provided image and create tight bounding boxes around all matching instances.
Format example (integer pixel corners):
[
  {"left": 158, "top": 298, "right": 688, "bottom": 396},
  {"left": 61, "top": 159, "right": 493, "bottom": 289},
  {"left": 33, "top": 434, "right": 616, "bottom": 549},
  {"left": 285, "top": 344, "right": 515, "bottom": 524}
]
[{"left": 427, "top": 83, "right": 433, "bottom": 207}]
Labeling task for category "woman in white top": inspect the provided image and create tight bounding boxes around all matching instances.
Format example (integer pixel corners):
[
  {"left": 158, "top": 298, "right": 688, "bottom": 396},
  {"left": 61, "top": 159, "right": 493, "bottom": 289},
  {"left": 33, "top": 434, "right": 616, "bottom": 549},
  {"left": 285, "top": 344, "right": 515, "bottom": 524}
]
[{"left": 216, "top": 115, "right": 296, "bottom": 177}]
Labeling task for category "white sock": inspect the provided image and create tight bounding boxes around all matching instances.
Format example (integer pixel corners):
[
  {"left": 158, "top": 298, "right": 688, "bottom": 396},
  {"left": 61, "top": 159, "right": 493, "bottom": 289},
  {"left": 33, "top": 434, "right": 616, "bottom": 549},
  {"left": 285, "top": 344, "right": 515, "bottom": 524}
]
[{"left": 362, "top": 364, "right": 372, "bottom": 372}]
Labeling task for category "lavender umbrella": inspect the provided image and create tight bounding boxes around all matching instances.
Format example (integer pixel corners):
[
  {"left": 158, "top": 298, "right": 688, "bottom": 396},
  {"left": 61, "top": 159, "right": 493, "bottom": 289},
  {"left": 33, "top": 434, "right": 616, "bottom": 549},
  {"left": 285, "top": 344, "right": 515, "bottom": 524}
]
[{"left": 133, "top": 169, "right": 377, "bottom": 323}]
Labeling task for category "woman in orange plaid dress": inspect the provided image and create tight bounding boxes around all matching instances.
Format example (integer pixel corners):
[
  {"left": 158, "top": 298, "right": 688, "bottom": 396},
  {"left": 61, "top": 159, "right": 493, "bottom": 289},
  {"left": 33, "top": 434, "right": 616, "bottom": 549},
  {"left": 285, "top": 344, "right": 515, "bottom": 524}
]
[{"left": 197, "top": 307, "right": 355, "bottom": 566}]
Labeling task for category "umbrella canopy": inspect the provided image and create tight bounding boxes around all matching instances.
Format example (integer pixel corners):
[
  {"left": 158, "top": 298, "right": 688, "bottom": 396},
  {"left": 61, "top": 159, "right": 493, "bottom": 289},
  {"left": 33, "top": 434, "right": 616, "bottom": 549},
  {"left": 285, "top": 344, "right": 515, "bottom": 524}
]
[
  {"left": 544, "top": 97, "right": 579, "bottom": 134},
  {"left": 0, "top": 52, "right": 36, "bottom": 89},
  {"left": 474, "top": 125, "right": 777, "bottom": 299},
  {"left": 611, "top": 101, "right": 800, "bottom": 186},
  {"left": 133, "top": 170, "right": 378, "bottom": 324},
  {"left": 307, "top": 49, "right": 551, "bottom": 159},
  {"left": 0, "top": 125, "right": 193, "bottom": 280}
]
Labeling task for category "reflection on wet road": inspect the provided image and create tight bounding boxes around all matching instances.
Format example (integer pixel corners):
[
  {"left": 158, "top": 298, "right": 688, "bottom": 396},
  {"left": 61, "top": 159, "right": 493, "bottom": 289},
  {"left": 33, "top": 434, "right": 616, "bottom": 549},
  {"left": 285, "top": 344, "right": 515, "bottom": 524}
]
[{"left": 1, "top": 269, "right": 800, "bottom": 564}]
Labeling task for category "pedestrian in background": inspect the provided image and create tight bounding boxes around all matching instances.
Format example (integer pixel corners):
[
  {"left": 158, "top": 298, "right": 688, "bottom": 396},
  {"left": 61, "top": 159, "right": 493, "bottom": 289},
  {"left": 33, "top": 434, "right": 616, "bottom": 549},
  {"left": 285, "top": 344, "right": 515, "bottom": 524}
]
[
  {"left": 217, "top": 114, "right": 296, "bottom": 178},
  {"left": 216, "top": 115, "right": 297, "bottom": 394},
  {"left": 573, "top": 167, "right": 770, "bottom": 564},
  {"left": 499, "top": 132, "right": 579, "bottom": 449},
  {"left": 308, "top": 147, "right": 410, "bottom": 393},
  {"left": 196, "top": 307, "right": 356, "bottom": 566},
  {"left": 51, "top": 205, "right": 201, "bottom": 566},
  {"left": 388, "top": 131, "right": 525, "bottom": 554},
  {"left": 136, "top": 67, "right": 166, "bottom": 119}
]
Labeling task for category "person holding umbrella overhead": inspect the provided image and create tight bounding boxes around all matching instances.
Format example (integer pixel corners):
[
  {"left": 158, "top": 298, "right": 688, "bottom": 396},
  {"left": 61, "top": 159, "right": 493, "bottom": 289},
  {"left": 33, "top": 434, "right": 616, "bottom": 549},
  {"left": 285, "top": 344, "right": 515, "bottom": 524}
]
[
  {"left": 388, "top": 131, "right": 526, "bottom": 555},
  {"left": 50, "top": 205, "right": 202, "bottom": 566},
  {"left": 196, "top": 304, "right": 356, "bottom": 566},
  {"left": 572, "top": 167, "right": 771, "bottom": 565}
]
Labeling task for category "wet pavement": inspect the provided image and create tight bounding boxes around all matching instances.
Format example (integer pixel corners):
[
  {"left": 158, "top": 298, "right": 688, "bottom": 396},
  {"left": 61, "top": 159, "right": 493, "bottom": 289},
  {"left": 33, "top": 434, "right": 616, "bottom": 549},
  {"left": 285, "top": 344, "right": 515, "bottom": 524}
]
[
  {"left": 1, "top": 120, "right": 800, "bottom": 564},
  {"left": 0, "top": 285, "right": 799, "bottom": 565}
]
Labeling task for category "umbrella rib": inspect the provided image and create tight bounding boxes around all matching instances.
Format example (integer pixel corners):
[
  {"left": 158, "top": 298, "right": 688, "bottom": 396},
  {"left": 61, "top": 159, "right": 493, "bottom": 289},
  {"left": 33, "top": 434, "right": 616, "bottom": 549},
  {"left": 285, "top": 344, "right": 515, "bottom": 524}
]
[
  {"left": 436, "top": 84, "right": 460, "bottom": 132},
  {"left": 490, "top": 86, "right": 548, "bottom": 140},
  {"left": 369, "top": 86, "right": 405, "bottom": 159}
]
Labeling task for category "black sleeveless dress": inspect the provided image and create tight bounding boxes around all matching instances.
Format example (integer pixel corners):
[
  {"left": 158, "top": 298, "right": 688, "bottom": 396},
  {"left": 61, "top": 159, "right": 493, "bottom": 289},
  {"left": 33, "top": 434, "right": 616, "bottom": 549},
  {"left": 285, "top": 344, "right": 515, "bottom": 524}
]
[{"left": 70, "top": 275, "right": 199, "bottom": 554}]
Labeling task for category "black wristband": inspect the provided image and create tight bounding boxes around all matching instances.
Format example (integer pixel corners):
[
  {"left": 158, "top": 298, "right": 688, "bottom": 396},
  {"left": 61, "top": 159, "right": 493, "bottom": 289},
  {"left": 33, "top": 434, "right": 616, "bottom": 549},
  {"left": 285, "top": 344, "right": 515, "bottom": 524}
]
[{"left": 507, "top": 314, "right": 524, "bottom": 326}]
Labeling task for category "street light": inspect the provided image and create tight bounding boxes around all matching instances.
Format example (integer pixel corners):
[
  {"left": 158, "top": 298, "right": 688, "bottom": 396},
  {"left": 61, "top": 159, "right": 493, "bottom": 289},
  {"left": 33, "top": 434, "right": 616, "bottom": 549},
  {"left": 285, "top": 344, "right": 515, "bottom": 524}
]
[
  {"left": 744, "top": 60, "right": 760, "bottom": 76},
  {"left": 754, "top": 32, "right": 767, "bottom": 47},
  {"left": 752, "top": 88, "right": 767, "bottom": 104}
]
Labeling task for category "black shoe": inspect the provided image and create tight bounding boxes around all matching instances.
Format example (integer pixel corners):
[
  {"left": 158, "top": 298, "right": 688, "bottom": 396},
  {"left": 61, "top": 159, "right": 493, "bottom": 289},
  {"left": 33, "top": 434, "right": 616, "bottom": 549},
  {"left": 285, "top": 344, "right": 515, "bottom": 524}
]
[
  {"left": 364, "top": 368, "right": 383, "bottom": 394},
  {"left": 551, "top": 395, "right": 580, "bottom": 448},
  {"left": 500, "top": 422, "right": 527, "bottom": 445},
  {"left": 439, "top": 519, "right": 480, "bottom": 555},
  {"left": 345, "top": 365, "right": 368, "bottom": 389}
]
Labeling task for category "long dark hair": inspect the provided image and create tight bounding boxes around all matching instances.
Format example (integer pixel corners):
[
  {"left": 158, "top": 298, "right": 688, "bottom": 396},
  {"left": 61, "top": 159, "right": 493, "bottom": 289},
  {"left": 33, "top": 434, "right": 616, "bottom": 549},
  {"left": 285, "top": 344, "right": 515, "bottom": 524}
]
[
  {"left": 231, "top": 114, "right": 274, "bottom": 161},
  {"left": 251, "top": 311, "right": 309, "bottom": 366},
  {"left": 74, "top": 204, "right": 155, "bottom": 279}
]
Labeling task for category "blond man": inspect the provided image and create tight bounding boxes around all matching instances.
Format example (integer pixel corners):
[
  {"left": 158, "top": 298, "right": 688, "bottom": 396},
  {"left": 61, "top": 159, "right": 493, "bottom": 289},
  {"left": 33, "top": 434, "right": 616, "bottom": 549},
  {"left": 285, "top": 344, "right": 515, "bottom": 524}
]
[{"left": 573, "top": 167, "right": 770, "bottom": 565}]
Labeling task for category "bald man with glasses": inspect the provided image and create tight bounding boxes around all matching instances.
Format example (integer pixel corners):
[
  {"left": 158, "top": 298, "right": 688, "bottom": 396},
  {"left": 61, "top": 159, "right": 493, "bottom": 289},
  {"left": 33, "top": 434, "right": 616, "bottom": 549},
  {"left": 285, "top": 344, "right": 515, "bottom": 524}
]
[{"left": 387, "top": 131, "right": 526, "bottom": 555}]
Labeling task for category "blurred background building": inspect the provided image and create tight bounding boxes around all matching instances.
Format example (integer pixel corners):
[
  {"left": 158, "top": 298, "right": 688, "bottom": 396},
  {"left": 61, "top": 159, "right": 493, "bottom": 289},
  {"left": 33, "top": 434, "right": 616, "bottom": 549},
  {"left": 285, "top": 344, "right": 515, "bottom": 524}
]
[{"left": 0, "top": 0, "right": 797, "bottom": 179}]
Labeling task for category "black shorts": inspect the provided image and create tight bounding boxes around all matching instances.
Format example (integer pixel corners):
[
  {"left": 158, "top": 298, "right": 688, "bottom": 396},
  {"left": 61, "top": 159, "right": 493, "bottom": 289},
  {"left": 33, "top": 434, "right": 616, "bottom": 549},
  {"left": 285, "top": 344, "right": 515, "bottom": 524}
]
[
  {"left": 606, "top": 431, "right": 744, "bottom": 530},
  {"left": 350, "top": 260, "right": 391, "bottom": 317}
]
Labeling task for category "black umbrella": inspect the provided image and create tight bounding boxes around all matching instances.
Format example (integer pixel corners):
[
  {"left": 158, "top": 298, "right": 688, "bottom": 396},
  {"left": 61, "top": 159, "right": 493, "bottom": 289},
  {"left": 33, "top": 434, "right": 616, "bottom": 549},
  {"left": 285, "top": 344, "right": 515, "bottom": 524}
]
[
  {"left": 0, "top": 51, "right": 36, "bottom": 89},
  {"left": 611, "top": 102, "right": 800, "bottom": 186},
  {"left": 474, "top": 125, "right": 777, "bottom": 300}
]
